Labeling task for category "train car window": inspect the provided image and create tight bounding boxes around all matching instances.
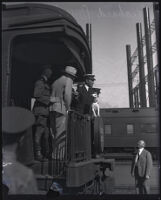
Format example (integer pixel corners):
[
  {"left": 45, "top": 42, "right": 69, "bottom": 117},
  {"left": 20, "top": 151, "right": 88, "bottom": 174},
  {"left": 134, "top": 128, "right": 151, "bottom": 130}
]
[
  {"left": 140, "top": 123, "right": 157, "bottom": 133},
  {"left": 104, "top": 124, "right": 112, "bottom": 135},
  {"left": 126, "top": 124, "right": 134, "bottom": 135}
]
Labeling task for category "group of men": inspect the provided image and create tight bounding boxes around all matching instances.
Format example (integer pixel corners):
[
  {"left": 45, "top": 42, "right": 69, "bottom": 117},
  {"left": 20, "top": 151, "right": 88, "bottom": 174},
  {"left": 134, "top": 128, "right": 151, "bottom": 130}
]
[
  {"left": 32, "top": 64, "right": 154, "bottom": 195},
  {"left": 32, "top": 64, "right": 98, "bottom": 161},
  {"left": 2, "top": 106, "right": 153, "bottom": 195},
  {"left": 2, "top": 64, "right": 154, "bottom": 195}
]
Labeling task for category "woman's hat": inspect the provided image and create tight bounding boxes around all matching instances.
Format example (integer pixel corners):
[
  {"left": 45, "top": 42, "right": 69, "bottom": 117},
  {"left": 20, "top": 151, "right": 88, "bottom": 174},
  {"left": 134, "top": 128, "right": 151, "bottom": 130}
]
[
  {"left": 2, "top": 106, "right": 35, "bottom": 134},
  {"left": 64, "top": 66, "right": 77, "bottom": 78}
]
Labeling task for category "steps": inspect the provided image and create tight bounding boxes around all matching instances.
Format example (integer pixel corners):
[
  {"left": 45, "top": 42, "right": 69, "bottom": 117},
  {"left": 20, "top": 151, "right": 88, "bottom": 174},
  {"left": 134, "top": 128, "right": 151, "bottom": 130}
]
[
  {"left": 35, "top": 174, "right": 53, "bottom": 192},
  {"left": 30, "top": 159, "right": 66, "bottom": 192}
]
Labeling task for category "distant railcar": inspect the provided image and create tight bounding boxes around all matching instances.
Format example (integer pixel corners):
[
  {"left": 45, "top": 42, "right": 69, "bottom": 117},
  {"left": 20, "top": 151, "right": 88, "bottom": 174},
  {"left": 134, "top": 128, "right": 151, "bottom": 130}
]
[{"left": 101, "top": 107, "right": 160, "bottom": 160}]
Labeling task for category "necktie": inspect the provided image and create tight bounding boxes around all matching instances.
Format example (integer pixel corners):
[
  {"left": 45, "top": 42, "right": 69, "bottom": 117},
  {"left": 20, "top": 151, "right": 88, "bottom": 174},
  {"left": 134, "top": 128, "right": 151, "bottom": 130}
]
[{"left": 135, "top": 152, "right": 139, "bottom": 163}]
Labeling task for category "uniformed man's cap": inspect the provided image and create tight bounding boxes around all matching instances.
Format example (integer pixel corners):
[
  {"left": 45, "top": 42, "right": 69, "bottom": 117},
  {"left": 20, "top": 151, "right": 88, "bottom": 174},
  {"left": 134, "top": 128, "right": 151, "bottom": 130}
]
[
  {"left": 92, "top": 88, "right": 101, "bottom": 95},
  {"left": 64, "top": 66, "right": 77, "bottom": 78},
  {"left": 84, "top": 74, "right": 96, "bottom": 81},
  {"left": 2, "top": 106, "right": 35, "bottom": 134}
]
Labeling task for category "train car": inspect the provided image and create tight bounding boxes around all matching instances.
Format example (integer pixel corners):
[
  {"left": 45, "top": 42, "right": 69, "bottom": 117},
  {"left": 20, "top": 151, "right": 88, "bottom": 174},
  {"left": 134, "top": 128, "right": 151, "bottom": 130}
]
[
  {"left": 2, "top": 3, "right": 114, "bottom": 194},
  {"left": 101, "top": 107, "right": 160, "bottom": 160}
]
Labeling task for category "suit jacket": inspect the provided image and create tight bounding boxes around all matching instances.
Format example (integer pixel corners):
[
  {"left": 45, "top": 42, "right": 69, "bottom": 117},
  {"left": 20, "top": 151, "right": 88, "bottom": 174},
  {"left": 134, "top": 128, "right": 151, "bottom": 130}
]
[
  {"left": 131, "top": 149, "right": 153, "bottom": 178},
  {"left": 77, "top": 84, "right": 94, "bottom": 115},
  {"left": 33, "top": 76, "right": 50, "bottom": 116},
  {"left": 49, "top": 75, "right": 73, "bottom": 115}
]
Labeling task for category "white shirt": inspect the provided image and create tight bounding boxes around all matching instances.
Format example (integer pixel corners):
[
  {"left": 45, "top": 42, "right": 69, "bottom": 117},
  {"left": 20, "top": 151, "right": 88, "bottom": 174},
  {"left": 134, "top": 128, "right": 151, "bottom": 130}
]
[{"left": 138, "top": 148, "right": 144, "bottom": 155}]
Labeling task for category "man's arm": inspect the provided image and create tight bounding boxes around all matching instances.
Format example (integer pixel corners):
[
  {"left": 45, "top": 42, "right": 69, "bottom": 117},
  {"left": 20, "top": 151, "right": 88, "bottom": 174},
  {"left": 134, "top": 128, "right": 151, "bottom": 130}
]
[
  {"left": 34, "top": 80, "right": 49, "bottom": 105},
  {"left": 92, "top": 104, "right": 97, "bottom": 117},
  {"left": 131, "top": 156, "right": 136, "bottom": 177},
  {"left": 64, "top": 78, "right": 73, "bottom": 111},
  {"left": 97, "top": 103, "right": 100, "bottom": 116},
  {"left": 145, "top": 151, "right": 153, "bottom": 178}
]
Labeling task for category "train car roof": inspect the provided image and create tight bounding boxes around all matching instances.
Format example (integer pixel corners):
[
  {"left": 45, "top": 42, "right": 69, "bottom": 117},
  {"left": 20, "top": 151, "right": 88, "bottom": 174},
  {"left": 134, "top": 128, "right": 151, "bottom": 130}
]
[
  {"left": 101, "top": 107, "right": 159, "bottom": 117},
  {"left": 2, "top": 3, "right": 92, "bottom": 75},
  {"left": 2, "top": 3, "right": 78, "bottom": 28}
]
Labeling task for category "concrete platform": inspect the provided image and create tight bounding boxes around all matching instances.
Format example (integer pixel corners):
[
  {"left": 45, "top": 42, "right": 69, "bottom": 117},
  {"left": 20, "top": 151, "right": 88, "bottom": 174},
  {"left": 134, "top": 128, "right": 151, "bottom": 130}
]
[{"left": 114, "top": 161, "right": 160, "bottom": 194}]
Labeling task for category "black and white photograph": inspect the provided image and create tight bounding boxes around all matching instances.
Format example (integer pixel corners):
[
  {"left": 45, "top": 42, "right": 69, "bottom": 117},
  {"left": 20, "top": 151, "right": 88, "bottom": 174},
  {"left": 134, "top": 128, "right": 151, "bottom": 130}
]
[{"left": 2, "top": 1, "right": 160, "bottom": 199}]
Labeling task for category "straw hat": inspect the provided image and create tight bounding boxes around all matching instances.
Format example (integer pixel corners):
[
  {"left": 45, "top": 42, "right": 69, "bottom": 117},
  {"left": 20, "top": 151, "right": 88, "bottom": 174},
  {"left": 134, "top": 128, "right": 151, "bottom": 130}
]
[{"left": 64, "top": 66, "right": 77, "bottom": 78}]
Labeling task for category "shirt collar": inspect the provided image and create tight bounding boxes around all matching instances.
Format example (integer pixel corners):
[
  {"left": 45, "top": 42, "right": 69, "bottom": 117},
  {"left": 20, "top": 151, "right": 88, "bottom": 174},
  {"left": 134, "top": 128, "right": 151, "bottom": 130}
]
[{"left": 139, "top": 148, "right": 144, "bottom": 155}]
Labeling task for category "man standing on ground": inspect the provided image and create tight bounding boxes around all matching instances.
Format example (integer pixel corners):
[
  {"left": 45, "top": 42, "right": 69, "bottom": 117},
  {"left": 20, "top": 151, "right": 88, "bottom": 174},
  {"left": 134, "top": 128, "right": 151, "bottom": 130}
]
[{"left": 131, "top": 140, "right": 153, "bottom": 194}]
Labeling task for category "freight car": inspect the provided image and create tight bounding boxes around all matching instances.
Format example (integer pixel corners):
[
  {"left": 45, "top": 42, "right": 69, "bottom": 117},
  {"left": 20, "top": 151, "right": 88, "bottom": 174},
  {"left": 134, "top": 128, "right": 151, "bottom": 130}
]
[
  {"left": 101, "top": 107, "right": 160, "bottom": 160},
  {"left": 2, "top": 3, "right": 114, "bottom": 194}
]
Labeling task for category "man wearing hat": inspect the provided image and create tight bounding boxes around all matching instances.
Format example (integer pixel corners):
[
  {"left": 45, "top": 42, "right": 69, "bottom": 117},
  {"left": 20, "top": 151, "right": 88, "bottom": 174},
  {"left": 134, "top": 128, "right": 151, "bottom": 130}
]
[
  {"left": 2, "top": 106, "right": 38, "bottom": 194},
  {"left": 33, "top": 65, "right": 53, "bottom": 161},
  {"left": 49, "top": 65, "right": 77, "bottom": 159},
  {"left": 77, "top": 74, "right": 96, "bottom": 115},
  {"left": 77, "top": 74, "right": 98, "bottom": 157}
]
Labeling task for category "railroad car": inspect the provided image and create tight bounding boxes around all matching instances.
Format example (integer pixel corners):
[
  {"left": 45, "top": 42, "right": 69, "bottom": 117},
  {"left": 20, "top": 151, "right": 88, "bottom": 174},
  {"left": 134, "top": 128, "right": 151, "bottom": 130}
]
[
  {"left": 101, "top": 107, "right": 160, "bottom": 160},
  {"left": 2, "top": 3, "right": 114, "bottom": 194}
]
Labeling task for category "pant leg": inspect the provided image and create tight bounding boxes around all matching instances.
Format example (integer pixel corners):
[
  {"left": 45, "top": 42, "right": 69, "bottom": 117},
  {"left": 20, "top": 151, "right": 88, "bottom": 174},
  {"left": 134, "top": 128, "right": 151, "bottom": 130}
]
[
  {"left": 49, "top": 111, "right": 56, "bottom": 140},
  {"left": 53, "top": 113, "right": 66, "bottom": 160},
  {"left": 34, "top": 115, "right": 46, "bottom": 152},
  {"left": 42, "top": 126, "right": 50, "bottom": 156},
  {"left": 135, "top": 175, "right": 143, "bottom": 194},
  {"left": 143, "top": 178, "right": 150, "bottom": 194},
  {"left": 35, "top": 126, "right": 45, "bottom": 151},
  {"left": 55, "top": 113, "right": 66, "bottom": 139}
]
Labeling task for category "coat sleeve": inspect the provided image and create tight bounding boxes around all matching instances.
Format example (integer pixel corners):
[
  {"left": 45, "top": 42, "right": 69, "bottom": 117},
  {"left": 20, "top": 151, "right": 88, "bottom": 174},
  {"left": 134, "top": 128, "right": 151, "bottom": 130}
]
[
  {"left": 146, "top": 151, "right": 153, "bottom": 177},
  {"left": 64, "top": 78, "right": 73, "bottom": 110},
  {"left": 34, "top": 80, "right": 49, "bottom": 105}
]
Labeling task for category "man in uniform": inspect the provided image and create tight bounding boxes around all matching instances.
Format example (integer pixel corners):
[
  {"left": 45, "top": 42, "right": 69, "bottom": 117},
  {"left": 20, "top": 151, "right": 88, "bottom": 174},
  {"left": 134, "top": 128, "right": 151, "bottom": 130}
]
[
  {"left": 77, "top": 74, "right": 96, "bottom": 115},
  {"left": 131, "top": 140, "right": 153, "bottom": 194},
  {"left": 49, "top": 66, "right": 77, "bottom": 159},
  {"left": 77, "top": 74, "right": 97, "bottom": 157},
  {"left": 2, "top": 106, "right": 38, "bottom": 194},
  {"left": 33, "top": 65, "right": 53, "bottom": 161}
]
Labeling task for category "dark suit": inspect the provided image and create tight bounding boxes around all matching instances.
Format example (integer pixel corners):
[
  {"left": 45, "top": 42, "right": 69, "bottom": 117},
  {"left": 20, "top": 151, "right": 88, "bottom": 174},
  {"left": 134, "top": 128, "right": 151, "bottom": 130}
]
[
  {"left": 131, "top": 149, "right": 153, "bottom": 194},
  {"left": 77, "top": 84, "right": 94, "bottom": 115},
  {"left": 33, "top": 76, "right": 51, "bottom": 156},
  {"left": 77, "top": 84, "right": 96, "bottom": 156}
]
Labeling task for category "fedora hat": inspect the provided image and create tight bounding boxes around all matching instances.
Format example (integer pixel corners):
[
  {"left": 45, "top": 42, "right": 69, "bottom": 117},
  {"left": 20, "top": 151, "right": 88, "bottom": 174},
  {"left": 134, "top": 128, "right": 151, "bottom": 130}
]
[
  {"left": 2, "top": 106, "right": 35, "bottom": 134},
  {"left": 64, "top": 66, "right": 77, "bottom": 78}
]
